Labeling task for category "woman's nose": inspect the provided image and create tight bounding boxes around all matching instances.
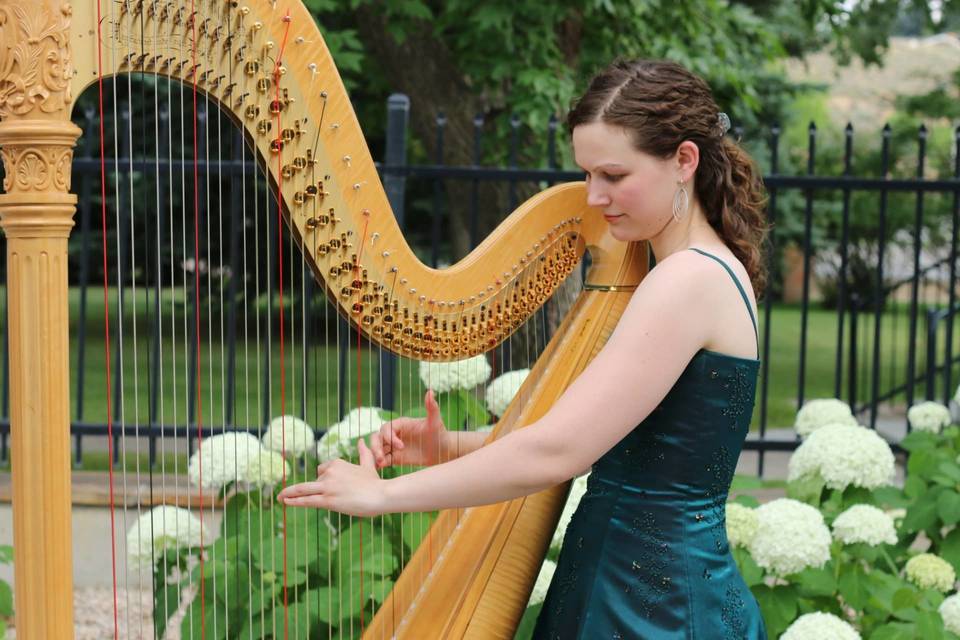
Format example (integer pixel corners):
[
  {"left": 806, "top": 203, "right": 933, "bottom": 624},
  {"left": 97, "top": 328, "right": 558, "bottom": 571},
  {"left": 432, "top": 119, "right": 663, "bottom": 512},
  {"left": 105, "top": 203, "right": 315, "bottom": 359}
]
[{"left": 586, "top": 183, "right": 610, "bottom": 207}]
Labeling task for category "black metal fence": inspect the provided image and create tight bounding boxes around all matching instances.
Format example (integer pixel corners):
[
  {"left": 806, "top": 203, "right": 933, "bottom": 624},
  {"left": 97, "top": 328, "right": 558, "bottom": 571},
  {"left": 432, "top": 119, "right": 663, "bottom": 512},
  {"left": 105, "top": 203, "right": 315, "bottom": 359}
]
[{"left": 0, "top": 88, "right": 957, "bottom": 477}]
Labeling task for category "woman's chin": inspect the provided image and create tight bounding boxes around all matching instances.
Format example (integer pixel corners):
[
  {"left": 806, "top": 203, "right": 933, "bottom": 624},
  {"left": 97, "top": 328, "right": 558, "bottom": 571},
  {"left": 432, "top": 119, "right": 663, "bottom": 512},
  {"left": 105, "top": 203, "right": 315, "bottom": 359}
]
[{"left": 608, "top": 225, "right": 642, "bottom": 243}]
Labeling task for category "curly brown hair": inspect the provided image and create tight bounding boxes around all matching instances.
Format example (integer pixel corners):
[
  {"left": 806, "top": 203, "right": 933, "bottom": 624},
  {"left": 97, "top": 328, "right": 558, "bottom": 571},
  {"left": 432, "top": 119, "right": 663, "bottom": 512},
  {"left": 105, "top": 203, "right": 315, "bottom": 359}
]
[{"left": 567, "top": 59, "right": 769, "bottom": 295}]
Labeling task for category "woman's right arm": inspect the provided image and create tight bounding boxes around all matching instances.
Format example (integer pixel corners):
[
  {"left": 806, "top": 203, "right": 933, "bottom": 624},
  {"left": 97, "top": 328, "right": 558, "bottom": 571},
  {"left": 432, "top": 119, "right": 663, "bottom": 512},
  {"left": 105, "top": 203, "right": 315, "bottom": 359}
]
[{"left": 440, "top": 430, "right": 491, "bottom": 460}]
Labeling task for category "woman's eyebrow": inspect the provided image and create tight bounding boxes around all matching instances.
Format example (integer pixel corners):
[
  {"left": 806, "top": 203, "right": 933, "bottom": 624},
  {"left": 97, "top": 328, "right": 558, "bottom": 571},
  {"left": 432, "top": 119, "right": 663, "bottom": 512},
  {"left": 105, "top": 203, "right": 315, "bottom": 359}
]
[{"left": 577, "top": 162, "right": 626, "bottom": 171}]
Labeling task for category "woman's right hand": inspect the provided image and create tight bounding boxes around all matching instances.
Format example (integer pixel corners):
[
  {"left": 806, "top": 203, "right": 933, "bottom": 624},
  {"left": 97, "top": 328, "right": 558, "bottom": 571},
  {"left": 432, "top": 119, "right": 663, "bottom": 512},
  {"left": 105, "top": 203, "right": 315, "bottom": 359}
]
[{"left": 369, "top": 390, "right": 449, "bottom": 469}]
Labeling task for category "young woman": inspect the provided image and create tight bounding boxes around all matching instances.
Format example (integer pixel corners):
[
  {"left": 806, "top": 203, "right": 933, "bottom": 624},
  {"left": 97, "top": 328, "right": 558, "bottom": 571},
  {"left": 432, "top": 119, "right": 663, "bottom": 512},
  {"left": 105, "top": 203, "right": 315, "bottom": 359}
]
[{"left": 278, "top": 59, "right": 768, "bottom": 638}]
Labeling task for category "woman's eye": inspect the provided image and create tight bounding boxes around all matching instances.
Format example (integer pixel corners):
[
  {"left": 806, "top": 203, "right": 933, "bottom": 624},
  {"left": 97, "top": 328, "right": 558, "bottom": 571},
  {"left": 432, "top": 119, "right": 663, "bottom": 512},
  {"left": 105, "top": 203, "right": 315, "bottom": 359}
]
[{"left": 603, "top": 173, "right": 625, "bottom": 182}]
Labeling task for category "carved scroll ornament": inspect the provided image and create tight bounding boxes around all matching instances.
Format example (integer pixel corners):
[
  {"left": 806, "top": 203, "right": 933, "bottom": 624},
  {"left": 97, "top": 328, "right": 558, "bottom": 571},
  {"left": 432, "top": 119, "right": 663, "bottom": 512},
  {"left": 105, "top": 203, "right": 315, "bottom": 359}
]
[{"left": 0, "top": 3, "right": 74, "bottom": 120}]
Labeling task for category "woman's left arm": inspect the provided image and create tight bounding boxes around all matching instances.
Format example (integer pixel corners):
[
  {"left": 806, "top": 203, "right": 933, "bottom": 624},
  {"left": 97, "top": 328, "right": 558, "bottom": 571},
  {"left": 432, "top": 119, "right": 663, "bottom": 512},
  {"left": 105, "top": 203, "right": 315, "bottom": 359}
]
[{"left": 278, "top": 253, "right": 714, "bottom": 516}]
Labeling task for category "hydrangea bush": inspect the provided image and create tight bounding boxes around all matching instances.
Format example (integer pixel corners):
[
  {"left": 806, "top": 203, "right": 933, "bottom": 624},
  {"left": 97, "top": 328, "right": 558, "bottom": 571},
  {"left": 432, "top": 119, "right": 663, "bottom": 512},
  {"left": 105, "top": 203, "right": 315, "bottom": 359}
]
[
  {"left": 132, "top": 361, "right": 533, "bottom": 640},
  {"left": 794, "top": 398, "right": 859, "bottom": 438},
  {"left": 724, "top": 398, "right": 960, "bottom": 640}
]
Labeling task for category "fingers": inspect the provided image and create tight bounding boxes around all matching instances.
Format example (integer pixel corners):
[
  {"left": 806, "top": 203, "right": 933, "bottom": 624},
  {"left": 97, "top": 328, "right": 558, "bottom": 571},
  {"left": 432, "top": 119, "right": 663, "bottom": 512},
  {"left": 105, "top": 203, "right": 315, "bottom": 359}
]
[
  {"left": 369, "top": 432, "right": 385, "bottom": 461},
  {"left": 425, "top": 389, "right": 442, "bottom": 429},
  {"left": 282, "top": 495, "right": 328, "bottom": 509},
  {"left": 278, "top": 480, "right": 324, "bottom": 501},
  {"left": 357, "top": 438, "right": 376, "bottom": 469},
  {"left": 316, "top": 460, "right": 334, "bottom": 476},
  {"left": 371, "top": 423, "right": 407, "bottom": 468}
]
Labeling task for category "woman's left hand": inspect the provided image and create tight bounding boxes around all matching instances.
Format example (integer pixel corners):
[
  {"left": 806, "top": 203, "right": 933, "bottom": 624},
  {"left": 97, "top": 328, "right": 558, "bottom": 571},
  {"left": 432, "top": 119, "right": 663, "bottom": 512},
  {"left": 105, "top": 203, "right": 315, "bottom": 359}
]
[{"left": 277, "top": 439, "right": 388, "bottom": 517}]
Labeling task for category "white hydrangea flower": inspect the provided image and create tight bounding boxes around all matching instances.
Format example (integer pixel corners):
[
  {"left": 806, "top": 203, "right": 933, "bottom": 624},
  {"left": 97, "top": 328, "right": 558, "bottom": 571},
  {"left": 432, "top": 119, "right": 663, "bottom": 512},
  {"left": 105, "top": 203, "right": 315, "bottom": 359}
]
[
  {"left": 262, "top": 415, "right": 316, "bottom": 456},
  {"left": 746, "top": 498, "right": 831, "bottom": 576},
  {"left": 907, "top": 401, "right": 951, "bottom": 434},
  {"left": 905, "top": 553, "right": 956, "bottom": 592},
  {"left": 831, "top": 504, "right": 897, "bottom": 546},
  {"left": 794, "top": 398, "right": 859, "bottom": 438},
  {"left": 316, "top": 407, "right": 386, "bottom": 462},
  {"left": 242, "top": 450, "right": 290, "bottom": 488},
  {"left": 780, "top": 612, "right": 861, "bottom": 640},
  {"left": 528, "top": 559, "right": 557, "bottom": 606},
  {"left": 787, "top": 423, "right": 895, "bottom": 491},
  {"left": 484, "top": 369, "right": 530, "bottom": 417},
  {"left": 418, "top": 355, "right": 492, "bottom": 393},
  {"left": 551, "top": 474, "right": 590, "bottom": 552},
  {"left": 939, "top": 593, "right": 960, "bottom": 635},
  {"left": 187, "top": 432, "right": 263, "bottom": 490},
  {"left": 725, "top": 503, "right": 759, "bottom": 549},
  {"left": 127, "top": 506, "right": 206, "bottom": 569}
]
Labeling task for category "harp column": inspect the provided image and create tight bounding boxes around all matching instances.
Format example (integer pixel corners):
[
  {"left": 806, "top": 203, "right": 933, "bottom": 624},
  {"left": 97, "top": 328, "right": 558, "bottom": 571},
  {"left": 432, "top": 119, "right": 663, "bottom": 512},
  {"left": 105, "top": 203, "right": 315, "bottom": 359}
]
[{"left": 0, "top": 1, "right": 80, "bottom": 638}]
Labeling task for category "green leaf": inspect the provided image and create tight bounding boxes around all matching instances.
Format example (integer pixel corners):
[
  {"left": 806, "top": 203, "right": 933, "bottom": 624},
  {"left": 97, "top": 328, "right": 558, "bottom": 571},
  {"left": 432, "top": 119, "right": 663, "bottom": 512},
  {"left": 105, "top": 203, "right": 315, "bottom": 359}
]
[
  {"left": 866, "top": 570, "right": 910, "bottom": 614},
  {"left": 874, "top": 486, "right": 911, "bottom": 508},
  {"left": 902, "top": 487, "right": 944, "bottom": 533},
  {"left": 939, "top": 528, "right": 960, "bottom": 574},
  {"left": 870, "top": 622, "right": 919, "bottom": 640},
  {"left": 514, "top": 603, "right": 543, "bottom": 640},
  {"left": 842, "top": 486, "right": 876, "bottom": 508},
  {"left": 908, "top": 450, "right": 940, "bottom": 478},
  {"left": 751, "top": 584, "right": 797, "bottom": 638},
  {"left": 795, "top": 566, "right": 837, "bottom": 597},
  {"left": 152, "top": 581, "right": 182, "bottom": 640},
  {"left": 938, "top": 491, "right": 960, "bottom": 525},
  {"left": 281, "top": 508, "right": 334, "bottom": 577},
  {"left": 891, "top": 588, "right": 920, "bottom": 620},
  {"left": 938, "top": 461, "right": 960, "bottom": 483},
  {"left": 731, "top": 547, "right": 763, "bottom": 587},
  {"left": 401, "top": 511, "right": 436, "bottom": 553},
  {"left": 297, "top": 586, "right": 338, "bottom": 624},
  {"left": 456, "top": 389, "right": 490, "bottom": 427},
  {"left": 248, "top": 582, "right": 281, "bottom": 620},
  {"left": 336, "top": 523, "right": 395, "bottom": 583},
  {"left": 900, "top": 431, "right": 939, "bottom": 452},
  {"left": 786, "top": 473, "right": 826, "bottom": 507},
  {"left": 0, "top": 580, "right": 12, "bottom": 618},
  {"left": 350, "top": 548, "right": 399, "bottom": 577},
  {"left": 0, "top": 546, "right": 13, "bottom": 564},
  {"left": 915, "top": 609, "right": 946, "bottom": 639},
  {"left": 904, "top": 476, "right": 928, "bottom": 500},
  {"left": 179, "top": 595, "right": 230, "bottom": 640},
  {"left": 838, "top": 563, "right": 869, "bottom": 610}
]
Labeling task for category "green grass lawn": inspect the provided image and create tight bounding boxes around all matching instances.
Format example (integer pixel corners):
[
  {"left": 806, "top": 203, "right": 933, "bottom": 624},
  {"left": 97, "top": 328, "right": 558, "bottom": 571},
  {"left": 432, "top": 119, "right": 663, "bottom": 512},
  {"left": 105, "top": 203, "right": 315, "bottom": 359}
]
[{"left": 757, "top": 302, "right": 960, "bottom": 429}]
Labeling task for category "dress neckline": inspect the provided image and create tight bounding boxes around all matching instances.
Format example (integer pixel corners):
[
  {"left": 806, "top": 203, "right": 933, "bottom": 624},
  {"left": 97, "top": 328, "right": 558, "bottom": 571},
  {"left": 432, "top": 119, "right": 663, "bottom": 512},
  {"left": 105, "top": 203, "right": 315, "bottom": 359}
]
[{"left": 696, "top": 348, "right": 761, "bottom": 365}]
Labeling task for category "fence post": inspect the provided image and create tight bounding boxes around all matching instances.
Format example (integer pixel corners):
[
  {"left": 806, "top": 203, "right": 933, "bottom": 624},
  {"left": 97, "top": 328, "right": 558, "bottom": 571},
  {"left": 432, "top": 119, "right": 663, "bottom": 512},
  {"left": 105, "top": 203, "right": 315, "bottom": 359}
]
[
  {"left": 848, "top": 295, "right": 859, "bottom": 411},
  {"left": 379, "top": 94, "right": 410, "bottom": 411},
  {"left": 926, "top": 308, "right": 939, "bottom": 401}
]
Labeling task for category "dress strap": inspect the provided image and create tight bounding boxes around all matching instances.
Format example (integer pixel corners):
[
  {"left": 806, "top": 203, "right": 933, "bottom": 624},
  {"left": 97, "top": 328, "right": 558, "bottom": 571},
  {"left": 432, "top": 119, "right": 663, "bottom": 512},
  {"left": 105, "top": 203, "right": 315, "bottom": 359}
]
[{"left": 687, "top": 248, "right": 759, "bottom": 352}]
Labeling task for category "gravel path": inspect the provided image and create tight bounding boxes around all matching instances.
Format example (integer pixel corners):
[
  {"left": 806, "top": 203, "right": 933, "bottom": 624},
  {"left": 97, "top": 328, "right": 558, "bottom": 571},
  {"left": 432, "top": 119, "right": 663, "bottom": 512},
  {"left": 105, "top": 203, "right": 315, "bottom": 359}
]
[{"left": 9, "top": 586, "right": 192, "bottom": 640}]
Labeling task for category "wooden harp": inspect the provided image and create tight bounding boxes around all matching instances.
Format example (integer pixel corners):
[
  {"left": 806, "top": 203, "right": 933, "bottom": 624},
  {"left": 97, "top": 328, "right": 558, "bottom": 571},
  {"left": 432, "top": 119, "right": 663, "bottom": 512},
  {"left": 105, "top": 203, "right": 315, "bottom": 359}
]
[{"left": 0, "top": 1, "right": 646, "bottom": 637}]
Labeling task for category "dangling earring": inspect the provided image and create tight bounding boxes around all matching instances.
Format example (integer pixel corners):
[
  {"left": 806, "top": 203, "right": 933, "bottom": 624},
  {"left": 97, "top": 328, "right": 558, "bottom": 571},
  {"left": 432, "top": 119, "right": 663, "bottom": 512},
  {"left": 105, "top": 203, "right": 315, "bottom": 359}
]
[{"left": 672, "top": 178, "right": 689, "bottom": 223}]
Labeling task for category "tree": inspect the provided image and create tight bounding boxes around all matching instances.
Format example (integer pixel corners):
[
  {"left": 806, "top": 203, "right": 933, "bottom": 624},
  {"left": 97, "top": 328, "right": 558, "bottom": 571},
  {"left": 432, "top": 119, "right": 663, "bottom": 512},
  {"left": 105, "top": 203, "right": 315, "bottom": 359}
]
[{"left": 303, "top": 0, "right": 910, "bottom": 259}]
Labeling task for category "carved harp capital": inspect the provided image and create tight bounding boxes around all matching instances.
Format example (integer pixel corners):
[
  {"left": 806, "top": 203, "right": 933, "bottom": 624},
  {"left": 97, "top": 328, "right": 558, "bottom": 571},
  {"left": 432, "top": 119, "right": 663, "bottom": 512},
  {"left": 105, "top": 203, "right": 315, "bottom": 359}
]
[
  {"left": 0, "top": 1, "right": 80, "bottom": 237},
  {"left": 0, "top": 2, "right": 75, "bottom": 122}
]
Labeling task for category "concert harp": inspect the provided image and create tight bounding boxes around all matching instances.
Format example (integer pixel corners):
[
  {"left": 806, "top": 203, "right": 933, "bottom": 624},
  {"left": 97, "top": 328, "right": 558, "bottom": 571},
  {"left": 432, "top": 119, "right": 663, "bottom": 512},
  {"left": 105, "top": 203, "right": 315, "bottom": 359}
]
[{"left": 0, "top": 1, "right": 646, "bottom": 637}]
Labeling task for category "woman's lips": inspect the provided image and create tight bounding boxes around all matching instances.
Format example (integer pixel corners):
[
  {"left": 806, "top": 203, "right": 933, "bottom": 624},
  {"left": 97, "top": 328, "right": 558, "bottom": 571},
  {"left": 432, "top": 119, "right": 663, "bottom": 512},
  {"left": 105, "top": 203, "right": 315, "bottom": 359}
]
[{"left": 603, "top": 213, "right": 624, "bottom": 222}]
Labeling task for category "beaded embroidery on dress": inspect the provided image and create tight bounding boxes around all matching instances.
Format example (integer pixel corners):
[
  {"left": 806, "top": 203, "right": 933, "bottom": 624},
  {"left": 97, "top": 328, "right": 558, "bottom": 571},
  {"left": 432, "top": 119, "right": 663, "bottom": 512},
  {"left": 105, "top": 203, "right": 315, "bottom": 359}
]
[{"left": 532, "top": 249, "right": 767, "bottom": 639}]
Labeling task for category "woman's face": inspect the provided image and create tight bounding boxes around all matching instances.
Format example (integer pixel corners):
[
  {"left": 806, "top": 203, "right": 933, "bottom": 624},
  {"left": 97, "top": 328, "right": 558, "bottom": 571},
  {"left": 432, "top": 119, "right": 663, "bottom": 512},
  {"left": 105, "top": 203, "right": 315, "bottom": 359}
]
[{"left": 572, "top": 121, "right": 681, "bottom": 243}]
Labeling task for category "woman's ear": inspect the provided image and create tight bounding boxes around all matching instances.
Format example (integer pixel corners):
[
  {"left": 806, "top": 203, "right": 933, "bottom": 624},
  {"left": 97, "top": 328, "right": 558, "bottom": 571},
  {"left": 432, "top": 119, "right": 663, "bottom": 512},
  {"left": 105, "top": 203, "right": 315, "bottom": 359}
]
[{"left": 675, "top": 140, "right": 700, "bottom": 182}]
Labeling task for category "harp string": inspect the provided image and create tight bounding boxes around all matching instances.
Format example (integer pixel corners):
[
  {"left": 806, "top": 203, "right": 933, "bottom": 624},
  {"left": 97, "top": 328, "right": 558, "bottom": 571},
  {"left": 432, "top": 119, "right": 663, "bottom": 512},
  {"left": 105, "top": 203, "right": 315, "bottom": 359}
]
[
  {"left": 128, "top": 7, "right": 148, "bottom": 635},
  {"left": 271, "top": 10, "right": 295, "bottom": 637},
  {"left": 93, "top": 0, "right": 122, "bottom": 634},
  {"left": 151, "top": 5, "right": 171, "bottom": 629}
]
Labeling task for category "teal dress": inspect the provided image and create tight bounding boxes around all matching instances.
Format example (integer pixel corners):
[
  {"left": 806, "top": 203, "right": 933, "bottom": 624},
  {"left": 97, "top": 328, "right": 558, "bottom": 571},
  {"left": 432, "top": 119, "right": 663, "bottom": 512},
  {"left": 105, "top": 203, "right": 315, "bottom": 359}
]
[{"left": 532, "top": 249, "right": 766, "bottom": 640}]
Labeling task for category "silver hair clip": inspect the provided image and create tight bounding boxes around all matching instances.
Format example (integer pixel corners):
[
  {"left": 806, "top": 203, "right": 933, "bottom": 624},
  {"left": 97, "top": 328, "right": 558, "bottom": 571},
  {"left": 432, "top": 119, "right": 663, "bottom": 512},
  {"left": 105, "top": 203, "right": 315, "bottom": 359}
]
[{"left": 717, "top": 112, "right": 731, "bottom": 137}]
